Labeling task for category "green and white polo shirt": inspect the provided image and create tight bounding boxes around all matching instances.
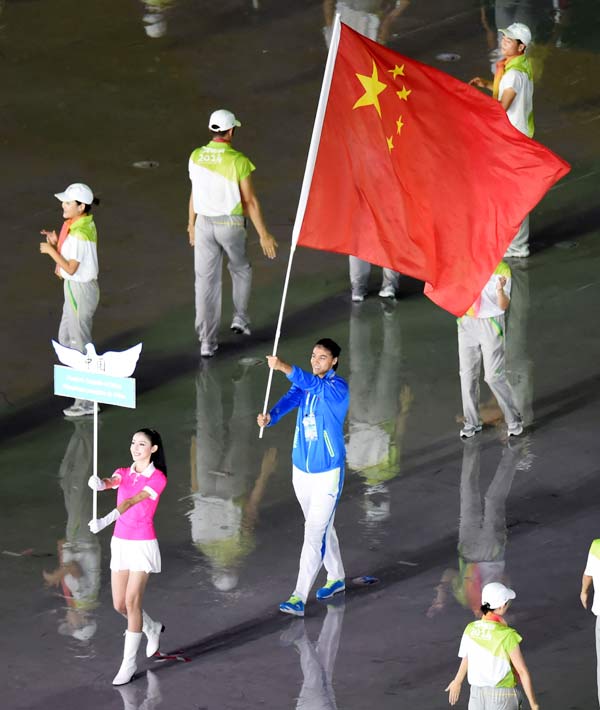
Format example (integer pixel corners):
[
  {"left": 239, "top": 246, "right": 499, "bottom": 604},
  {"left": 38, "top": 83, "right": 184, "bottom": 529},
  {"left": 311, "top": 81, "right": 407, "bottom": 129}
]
[
  {"left": 60, "top": 215, "right": 99, "bottom": 282},
  {"left": 458, "top": 618, "right": 522, "bottom": 688},
  {"left": 189, "top": 141, "right": 255, "bottom": 217},
  {"left": 584, "top": 539, "right": 600, "bottom": 615}
]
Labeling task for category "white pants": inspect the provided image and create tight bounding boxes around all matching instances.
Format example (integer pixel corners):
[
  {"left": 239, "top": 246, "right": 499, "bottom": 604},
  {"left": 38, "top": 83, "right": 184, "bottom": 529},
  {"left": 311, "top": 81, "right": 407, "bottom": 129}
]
[
  {"left": 458, "top": 315, "right": 521, "bottom": 429},
  {"left": 194, "top": 215, "right": 252, "bottom": 346},
  {"left": 349, "top": 256, "right": 400, "bottom": 297},
  {"left": 292, "top": 466, "right": 345, "bottom": 602}
]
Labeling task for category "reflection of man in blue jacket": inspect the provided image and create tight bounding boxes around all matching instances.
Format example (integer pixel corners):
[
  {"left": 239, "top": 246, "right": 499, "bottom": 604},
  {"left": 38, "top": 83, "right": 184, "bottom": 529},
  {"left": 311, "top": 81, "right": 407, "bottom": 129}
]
[{"left": 257, "top": 338, "right": 349, "bottom": 617}]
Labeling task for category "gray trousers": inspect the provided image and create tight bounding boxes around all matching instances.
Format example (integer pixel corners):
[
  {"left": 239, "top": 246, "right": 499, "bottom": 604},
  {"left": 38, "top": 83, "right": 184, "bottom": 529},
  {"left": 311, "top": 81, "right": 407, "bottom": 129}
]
[
  {"left": 505, "top": 216, "right": 529, "bottom": 258},
  {"left": 468, "top": 685, "right": 521, "bottom": 710},
  {"left": 59, "top": 280, "right": 99, "bottom": 407},
  {"left": 194, "top": 215, "right": 251, "bottom": 346},
  {"left": 349, "top": 256, "right": 400, "bottom": 296},
  {"left": 458, "top": 315, "right": 521, "bottom": 428}
]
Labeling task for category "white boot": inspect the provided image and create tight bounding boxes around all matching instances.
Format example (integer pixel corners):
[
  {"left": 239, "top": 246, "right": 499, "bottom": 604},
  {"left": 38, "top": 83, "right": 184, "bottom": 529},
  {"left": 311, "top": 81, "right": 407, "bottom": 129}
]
[
  {"left": 142, "top": 611, "right": 164, "bottom": 658},
  {"left": 113, "top": 630, "right": 142, "bottom": 686}
]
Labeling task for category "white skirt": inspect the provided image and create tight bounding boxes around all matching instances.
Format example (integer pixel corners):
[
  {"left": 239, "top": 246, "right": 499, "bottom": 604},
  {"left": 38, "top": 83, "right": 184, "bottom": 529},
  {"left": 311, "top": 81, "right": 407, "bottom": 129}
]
[{"left": 110, "top": 537, "right": 161, "bottom": 574}]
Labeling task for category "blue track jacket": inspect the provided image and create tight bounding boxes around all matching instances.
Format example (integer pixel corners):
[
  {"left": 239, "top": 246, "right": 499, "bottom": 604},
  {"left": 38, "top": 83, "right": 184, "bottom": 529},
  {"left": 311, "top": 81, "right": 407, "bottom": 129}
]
[{"left": 268, "top": 366, "right": 349, "bottom": 473}]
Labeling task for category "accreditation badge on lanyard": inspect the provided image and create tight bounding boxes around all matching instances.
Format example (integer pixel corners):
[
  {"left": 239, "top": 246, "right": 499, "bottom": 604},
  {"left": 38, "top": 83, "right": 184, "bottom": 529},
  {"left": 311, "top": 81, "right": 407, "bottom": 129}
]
[{"left": 302, "top": 412, "right": 318, "bottom": 441}]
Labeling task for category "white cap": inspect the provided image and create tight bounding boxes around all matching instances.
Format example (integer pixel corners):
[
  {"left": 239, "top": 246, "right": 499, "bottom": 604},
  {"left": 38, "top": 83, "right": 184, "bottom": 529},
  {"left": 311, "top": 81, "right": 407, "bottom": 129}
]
[
  {"left": 208, "top": 109, "right": 241, "bottom": 132},
  {"left": 500, "top": 22, "right": 532, "bottom": 46},
  {"left": 482, "top": 582, "right": 516, "bottom": 609},
  {"left": 54, "top": 183, "right": 94, "bottom": 205}
]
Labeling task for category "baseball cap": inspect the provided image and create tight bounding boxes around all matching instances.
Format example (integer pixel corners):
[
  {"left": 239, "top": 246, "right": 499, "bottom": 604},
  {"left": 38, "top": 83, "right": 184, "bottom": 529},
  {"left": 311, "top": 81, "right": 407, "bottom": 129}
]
[
  {"left": 54, "top": 183, "right": 94, "bottom": 205},
  {"left": 482, "top": 582, "right": 516, "bottom": 609},
  {"left": 208, "top": 109, "right": 242, "bottom": 132},
  {"left": 500, "top": 22, "right": 532, "bottom": 46}
]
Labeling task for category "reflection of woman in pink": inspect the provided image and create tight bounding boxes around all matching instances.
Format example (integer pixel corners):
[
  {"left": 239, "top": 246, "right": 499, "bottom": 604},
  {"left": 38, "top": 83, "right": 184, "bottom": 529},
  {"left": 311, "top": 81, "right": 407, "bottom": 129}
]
[{"left": 88, "top": 429, "right": 167, "bottom": 685}]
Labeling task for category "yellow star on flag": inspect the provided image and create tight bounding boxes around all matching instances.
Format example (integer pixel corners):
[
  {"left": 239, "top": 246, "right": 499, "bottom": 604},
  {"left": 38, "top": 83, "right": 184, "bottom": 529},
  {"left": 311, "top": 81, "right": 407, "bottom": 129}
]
[
  {"left": 396, "top": 115, "right": 404, "bottom": 135},
  {"left": 388, "top": 64, "right": 405, "bottom": 79},
  {"left": 387, "top": 135, "right": 394, "bottom": 152},
  {"left": 396, "top": 85, "right": 412, "bottom": 101},
  {"left": 353, "top": 61, "right": 388, "bottom": 118}
]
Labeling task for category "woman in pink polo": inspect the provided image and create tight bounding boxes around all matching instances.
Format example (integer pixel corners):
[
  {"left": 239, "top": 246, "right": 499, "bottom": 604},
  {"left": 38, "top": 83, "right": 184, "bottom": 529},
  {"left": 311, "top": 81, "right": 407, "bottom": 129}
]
[{"left": 88, "top": 428, "right": 167, "bottom": 686}]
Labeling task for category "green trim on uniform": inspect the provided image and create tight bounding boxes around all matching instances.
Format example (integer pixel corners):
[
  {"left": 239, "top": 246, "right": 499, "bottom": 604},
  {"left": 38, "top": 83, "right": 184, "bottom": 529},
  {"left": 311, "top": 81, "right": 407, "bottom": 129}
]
[
  {"left": 69, "top": 214, "right": 97, "bottom": 243},
  {"left": 590, "top": 539, "right": 600, "bottom": 560},
  {"left": 489, "top": 317, "right": 504, "bottom": 337},
  {"left": 66, "top": 281, "right": 78, "bottom": 312}
]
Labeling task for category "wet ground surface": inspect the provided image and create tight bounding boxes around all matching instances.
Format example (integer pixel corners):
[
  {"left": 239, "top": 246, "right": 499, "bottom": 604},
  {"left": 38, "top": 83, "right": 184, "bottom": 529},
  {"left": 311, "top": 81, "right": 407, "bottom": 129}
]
[{"left": 2, "top": 1, "right": 600, "bottom": 709}]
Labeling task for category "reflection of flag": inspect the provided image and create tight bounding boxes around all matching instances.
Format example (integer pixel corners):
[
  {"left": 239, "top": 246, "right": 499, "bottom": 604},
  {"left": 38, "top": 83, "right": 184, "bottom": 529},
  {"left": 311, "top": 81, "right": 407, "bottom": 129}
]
[{"left": 296, "top": 23, "right": 570, "bottom": 315}]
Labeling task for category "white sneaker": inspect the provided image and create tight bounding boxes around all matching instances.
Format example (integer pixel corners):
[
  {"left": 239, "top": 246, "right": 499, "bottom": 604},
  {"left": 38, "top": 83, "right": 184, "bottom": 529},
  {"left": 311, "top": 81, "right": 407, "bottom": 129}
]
[
  {"left": 460, "top": 424, "right": 482, "bottom": 439},
  {"left": 230, "top": 318, "right": 251, "bottom": 336},
  {"left": 378, "top": 285, "right": 396, "bottom": 299},
  {"left": 200, "top": 343, "right": 218, "bottom": 358},
  {"left": 351, "top": 292, "right": 365, "bottom": 303},
  {"left": 507, "top": 422, "right": 524, "bottom": 437}
]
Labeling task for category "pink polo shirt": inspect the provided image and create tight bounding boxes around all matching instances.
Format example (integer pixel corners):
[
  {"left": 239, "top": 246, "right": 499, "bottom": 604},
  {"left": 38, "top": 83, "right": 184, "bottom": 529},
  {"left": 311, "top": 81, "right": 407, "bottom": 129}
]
[{"left": 112, "top": 463, "right": 167, "bottom": 541}]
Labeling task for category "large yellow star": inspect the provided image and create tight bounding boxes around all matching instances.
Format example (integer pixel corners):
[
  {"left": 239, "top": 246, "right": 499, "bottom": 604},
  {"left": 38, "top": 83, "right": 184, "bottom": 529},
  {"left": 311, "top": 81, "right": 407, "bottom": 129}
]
[
  {"left": 396, "top": 85, "right": 412, "bottom": 101},
  {"left": 353, "top": 61, "right": 387, "bottom": 118},
  {"left": 387, "top": 135, "right": 394, "bottom": 152},
  {"left": 396, "top": 115, "right": 404, "bottom": 135},
  {"left": 388, "top": 64, "right": 405, "bottom": 79}
]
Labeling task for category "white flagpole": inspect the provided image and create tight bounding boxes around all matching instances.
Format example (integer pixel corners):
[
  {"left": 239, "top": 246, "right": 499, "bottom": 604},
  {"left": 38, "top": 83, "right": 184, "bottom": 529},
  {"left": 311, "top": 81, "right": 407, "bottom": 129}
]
[
  {"left": 92, "top": 400, "right": 98, "bottom": 519},
  {"left": 259, "top": 14, "right": 342, "bottom": 438}
]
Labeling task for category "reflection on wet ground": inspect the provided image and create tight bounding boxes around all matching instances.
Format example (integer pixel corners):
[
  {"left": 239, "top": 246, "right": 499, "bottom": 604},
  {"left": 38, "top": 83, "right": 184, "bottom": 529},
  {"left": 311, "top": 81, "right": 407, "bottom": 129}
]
[{"left": 2, "top": 0, "right": 600, "bottom": 708}]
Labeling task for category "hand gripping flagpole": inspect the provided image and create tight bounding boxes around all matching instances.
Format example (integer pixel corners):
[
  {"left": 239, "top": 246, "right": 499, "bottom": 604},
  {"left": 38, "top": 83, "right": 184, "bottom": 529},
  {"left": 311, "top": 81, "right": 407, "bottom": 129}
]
[{"left": 259, "top": 14, "right": 342, "bottom": 438}]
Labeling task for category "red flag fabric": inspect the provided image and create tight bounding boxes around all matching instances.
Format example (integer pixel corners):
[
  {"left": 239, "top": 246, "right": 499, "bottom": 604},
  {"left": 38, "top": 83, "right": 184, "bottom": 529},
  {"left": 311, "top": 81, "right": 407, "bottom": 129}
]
[{"left": 296, "top": 23, "right": 570, "bottom": 316}]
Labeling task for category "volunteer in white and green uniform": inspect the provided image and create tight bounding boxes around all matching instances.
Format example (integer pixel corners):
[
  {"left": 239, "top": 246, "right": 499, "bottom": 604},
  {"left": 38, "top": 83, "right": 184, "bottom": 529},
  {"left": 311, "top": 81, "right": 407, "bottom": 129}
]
[
  {"left": 469, "top": 22, "right": 534, "bottom": 258},
  {"left": 40, "top": 183, "right": 100, "bottom": 417},
  {"left": 446, "top": 582, "right": 540, "bottom": 710},
  {"left": 580, "top": 538, "right": 600, "bottom": 706},
  {"left": 187, "top": 109, "right": 278, "bottom": 358},
  {"left": 458, "top": 261, "right": 523, "bottom": 439}
]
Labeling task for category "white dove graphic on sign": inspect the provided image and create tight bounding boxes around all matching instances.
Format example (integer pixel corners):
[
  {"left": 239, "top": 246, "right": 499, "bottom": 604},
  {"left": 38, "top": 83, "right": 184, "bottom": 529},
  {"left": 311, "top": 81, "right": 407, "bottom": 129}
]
[{"left": 52, "top": 341, "right": 142, "bottom": 378}]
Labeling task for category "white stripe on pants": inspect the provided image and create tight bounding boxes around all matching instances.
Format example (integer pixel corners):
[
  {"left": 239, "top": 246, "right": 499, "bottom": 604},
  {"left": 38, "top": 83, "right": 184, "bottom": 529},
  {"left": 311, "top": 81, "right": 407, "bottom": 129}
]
[
  {"left": 292, "top": 466, "right": 345, "bottom": 602},
  {"left": 458, "top": 315, "right": 521, "bottom": 429},
  {"left": 468, "top": 685, "right": 521, "bottom": 709},
  {"left": 194, "top": 215, "right": 251, "bottom": 346}
]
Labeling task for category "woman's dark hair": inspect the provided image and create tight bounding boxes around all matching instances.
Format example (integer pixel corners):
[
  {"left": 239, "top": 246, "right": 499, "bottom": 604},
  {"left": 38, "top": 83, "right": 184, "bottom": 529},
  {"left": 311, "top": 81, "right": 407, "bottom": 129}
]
[
  {"left": 315, "top": 338, "right": 341, "bottom": 371},
  {"left": 480, "top": 602, "right": 492, "bottom": 614},
  {"left": 135, "top": 428, "right": 167, "bottom": 477},
  {"left": 76, "top": 197, "right": 100, "bottom": 214}
]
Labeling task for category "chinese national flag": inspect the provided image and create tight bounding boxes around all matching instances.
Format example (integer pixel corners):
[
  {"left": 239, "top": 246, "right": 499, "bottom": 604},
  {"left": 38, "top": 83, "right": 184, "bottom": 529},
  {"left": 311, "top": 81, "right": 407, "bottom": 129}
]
[{"left": 296, "top": 23, "right": 570, "bottom": 316}]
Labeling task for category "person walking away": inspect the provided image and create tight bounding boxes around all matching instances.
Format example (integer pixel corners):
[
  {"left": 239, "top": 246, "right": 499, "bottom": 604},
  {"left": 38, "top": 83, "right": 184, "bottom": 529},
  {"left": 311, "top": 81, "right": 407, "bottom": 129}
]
[{"left": 187, "top": 109, "right": 278, "bottom": 358}]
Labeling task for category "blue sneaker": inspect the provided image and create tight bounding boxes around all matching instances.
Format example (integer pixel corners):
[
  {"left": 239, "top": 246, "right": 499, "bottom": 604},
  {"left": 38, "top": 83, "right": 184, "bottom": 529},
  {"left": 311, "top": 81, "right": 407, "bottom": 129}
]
[
  {"left": 279, "top": 595, "right": 305, "bottom": 617},
  {"left": 316, "top": 579, "right": 346, "bottom": 601}
]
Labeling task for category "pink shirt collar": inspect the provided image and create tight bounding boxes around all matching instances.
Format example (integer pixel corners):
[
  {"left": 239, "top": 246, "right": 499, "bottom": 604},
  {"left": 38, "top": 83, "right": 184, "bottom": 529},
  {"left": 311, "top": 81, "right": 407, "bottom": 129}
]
[{"left": 129, "top": 462, "right": 155, "bottom": 478}]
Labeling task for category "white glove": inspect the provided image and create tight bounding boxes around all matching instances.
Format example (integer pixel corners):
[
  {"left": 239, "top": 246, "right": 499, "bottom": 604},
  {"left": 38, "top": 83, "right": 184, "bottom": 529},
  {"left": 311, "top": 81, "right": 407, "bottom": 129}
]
[
  {"left": 88, "top": 508, "right": 120, "bottom": 534},
  {"left": 88, "top": 476, "right": 107, "bottom": 491}
]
